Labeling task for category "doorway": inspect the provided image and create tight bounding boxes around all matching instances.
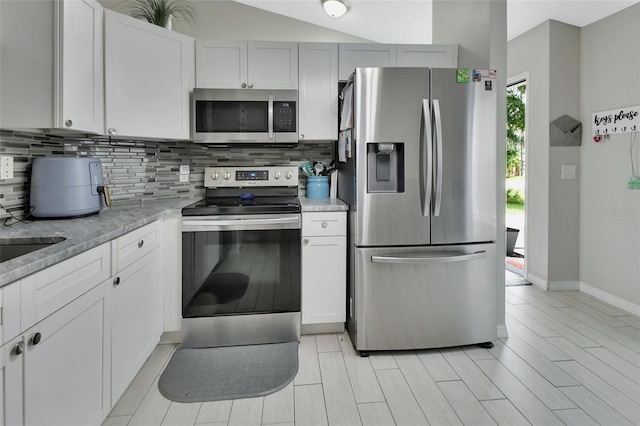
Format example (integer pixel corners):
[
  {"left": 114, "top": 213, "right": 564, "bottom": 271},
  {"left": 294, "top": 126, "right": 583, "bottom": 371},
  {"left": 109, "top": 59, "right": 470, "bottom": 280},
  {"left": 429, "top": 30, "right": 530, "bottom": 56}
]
[{"left": 506, "top": 74, "right": 528, "bottom": 284}]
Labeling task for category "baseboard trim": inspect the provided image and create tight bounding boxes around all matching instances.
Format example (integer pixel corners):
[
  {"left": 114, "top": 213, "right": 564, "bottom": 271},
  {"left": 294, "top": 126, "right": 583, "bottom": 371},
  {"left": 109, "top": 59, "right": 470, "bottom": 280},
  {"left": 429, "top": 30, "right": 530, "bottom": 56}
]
[
  {"left": 527, "top": 273, "right": 547, "bottom": 290},
  {"left": 548, "top": 281, "right": 581, "bottom": 291},
  {"left": 301, "top": 322, "right": 345, "bottom": 335},
  {"left": 497, "top": 324, "right": 508, "bottom": 339},
  {"left": 579, "top": 281, "right": 640, "bottom": 316}
]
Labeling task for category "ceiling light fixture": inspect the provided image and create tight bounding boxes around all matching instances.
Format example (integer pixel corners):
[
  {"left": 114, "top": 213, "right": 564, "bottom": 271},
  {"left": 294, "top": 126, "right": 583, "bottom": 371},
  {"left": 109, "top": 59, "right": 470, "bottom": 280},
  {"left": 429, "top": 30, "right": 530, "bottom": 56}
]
[{"left": 322, "top": 0, "right": 349, "bottom": 18}]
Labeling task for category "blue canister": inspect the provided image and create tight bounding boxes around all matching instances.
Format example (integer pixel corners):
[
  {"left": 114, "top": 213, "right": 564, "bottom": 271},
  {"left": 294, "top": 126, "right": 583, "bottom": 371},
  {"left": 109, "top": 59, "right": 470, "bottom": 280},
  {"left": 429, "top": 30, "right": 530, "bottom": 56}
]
[{"left": 306, "top": 176, "right": 330, "bottom": 199}]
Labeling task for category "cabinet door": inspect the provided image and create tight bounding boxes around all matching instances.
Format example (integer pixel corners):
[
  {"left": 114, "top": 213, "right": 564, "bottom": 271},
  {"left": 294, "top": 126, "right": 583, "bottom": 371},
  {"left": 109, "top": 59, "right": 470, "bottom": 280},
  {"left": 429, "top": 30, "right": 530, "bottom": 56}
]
[
  {"left": 298, "top": 43, "right": 338, "bottom": 141},
  {"left": 301, "top": 235, "right": 346, "bottom": 324},
  {"left": 111, "top": 250, "right": 160, "bottom": 403},
  {"left": 0, "top": 0, "right": 103, "bottom": 133},
  {"left": 338, "top": 43, "right": 397, "bottom": 81},
  {"left": 23, "top": 283, "right": 108, "bottom": 426},
  {"left": 104, "top": 10, "right": 194, "bottom": 139},
  {"left": 396, "top": 44, "right": 458, "bottom": 68},
  {"left": 2, "top": 336, "right": 24, "bottom": 426},
  {"left": 248, "top": 41, "right": 298, "bottom": 89},
  {"left": 59, "top": 0, "right": 104, "bottom": 133},
  {"left": 196, "top": 40, "right": 247, "bottom": 88}
]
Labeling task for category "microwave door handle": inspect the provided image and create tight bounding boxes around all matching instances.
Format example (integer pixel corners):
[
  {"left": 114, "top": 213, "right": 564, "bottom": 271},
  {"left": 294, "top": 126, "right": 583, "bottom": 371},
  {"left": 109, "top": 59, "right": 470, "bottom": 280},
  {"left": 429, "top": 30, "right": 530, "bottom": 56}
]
[{"left": 268, "top": 94, "right": 274, "bottom": 139}]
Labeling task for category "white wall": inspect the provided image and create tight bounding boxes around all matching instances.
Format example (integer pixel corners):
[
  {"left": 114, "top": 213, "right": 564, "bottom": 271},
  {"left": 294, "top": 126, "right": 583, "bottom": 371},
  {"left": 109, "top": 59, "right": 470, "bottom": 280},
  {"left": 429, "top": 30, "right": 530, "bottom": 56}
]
[
  {"left": 547, "top": 22, "right": 581, "bottom": 285},
  {"left": 579, "top": 4, "right": 640, "bottom": 308},
  {"left": 98, "top": 0, "right": 370, "bottom": 43}
]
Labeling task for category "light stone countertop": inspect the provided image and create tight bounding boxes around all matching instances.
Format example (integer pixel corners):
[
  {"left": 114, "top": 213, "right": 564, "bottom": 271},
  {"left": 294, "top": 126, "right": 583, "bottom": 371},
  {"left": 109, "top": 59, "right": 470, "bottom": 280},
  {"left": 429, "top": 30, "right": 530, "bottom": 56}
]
[
  {"left": 300, "top": 197, "right": 348, "bottom": 212},
  {"left": 0, "top": 198, "right": 199, "bottom": 287},
  {"left": 1, "top": 196, "right": 348, "bottom": 287}
]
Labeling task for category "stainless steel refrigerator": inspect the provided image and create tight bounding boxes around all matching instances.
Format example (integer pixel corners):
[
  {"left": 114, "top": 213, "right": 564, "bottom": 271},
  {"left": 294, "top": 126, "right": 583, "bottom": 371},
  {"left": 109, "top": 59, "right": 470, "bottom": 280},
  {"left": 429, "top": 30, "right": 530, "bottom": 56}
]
[{"left": 338, "top": 67, "right": 497, "bottom": 354}]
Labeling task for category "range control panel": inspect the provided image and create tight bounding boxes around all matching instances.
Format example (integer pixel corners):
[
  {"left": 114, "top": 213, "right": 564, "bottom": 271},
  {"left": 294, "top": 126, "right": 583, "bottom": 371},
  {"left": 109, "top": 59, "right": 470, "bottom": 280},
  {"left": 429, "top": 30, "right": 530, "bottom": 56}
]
[{"left": 204, "top": 166, "right": 299, "bottom": 188}]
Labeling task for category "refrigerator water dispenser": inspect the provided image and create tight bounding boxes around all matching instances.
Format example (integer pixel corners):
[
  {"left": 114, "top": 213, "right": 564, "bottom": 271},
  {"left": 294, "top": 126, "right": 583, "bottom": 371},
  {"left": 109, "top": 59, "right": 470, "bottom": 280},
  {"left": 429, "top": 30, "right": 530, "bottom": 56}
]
[{"left": 367, "top": 143, "right": 404, "bottom": 193}]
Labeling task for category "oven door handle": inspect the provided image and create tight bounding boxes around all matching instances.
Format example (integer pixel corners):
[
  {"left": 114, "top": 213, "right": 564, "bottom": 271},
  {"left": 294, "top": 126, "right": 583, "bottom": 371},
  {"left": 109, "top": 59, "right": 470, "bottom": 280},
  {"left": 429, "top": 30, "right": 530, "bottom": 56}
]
[{"left": 183, "top": 215, "right": 301, "bottom": 231}]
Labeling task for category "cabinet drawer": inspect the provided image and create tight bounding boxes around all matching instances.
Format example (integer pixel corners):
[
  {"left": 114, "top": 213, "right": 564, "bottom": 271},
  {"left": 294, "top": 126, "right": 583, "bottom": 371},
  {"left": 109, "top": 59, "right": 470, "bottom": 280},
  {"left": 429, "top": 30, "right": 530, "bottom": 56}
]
[
  {"left": 20, "top": 243, "right": 111, "bottom": 332},
  {"left": 302, "top": 212, "right": 346, "bottom": 237},
  {"left": 111, "top": 221, "right": 160, "bottom": 273}
]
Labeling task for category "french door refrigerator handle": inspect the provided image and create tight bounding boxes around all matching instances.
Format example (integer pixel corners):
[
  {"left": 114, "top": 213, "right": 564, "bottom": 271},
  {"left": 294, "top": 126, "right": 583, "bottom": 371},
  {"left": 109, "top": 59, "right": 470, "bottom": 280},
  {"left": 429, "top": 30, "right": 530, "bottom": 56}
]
[
  {"left": 433, "top": 99, "right": 443, "bottom": 216},
  {"left": 420, "top": 99, "right": 433, "bottom": 217},
  {"left": 371, "top": 250, "right": 486, "bottom": 264},
  {"left": 268, "top": 94, "right": 274, "bottom": 139}
]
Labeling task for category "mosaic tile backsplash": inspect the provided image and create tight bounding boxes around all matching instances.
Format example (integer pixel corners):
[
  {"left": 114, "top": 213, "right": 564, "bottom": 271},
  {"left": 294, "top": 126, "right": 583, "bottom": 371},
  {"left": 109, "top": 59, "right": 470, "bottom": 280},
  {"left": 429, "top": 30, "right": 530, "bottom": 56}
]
[{"left": 0, "top": 130, "right": 334, "bottom": 220}]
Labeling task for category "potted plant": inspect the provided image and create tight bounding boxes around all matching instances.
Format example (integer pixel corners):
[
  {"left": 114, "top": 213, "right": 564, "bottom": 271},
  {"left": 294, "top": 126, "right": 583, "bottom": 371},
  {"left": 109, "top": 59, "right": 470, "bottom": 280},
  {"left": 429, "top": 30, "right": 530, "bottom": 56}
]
[{"left": 126, "top": 0, "right": 196, "bottom": 30}]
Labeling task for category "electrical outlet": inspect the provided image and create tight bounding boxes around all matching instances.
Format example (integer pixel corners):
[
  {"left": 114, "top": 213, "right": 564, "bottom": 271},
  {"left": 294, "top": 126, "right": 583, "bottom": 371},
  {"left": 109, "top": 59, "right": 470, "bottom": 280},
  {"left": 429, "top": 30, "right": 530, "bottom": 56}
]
[
  {"left": 561, "top": 164, "right": 576, "bottom": 180},
  {"left": 179, "top": 174, "right": 189, "bottom": 183},
  {"left": 179, "top": 165, "right": 190, "bottom": 175},
  {"left": 0, "top": 156, "right": 14, "bottom": 179}
]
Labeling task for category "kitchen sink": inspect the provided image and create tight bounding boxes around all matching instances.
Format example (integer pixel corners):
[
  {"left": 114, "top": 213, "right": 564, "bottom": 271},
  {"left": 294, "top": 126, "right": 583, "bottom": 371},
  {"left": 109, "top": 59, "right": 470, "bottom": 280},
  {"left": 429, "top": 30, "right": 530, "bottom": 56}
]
[{"left": 0, "top": 237, "right": 66, "bottom": 263}]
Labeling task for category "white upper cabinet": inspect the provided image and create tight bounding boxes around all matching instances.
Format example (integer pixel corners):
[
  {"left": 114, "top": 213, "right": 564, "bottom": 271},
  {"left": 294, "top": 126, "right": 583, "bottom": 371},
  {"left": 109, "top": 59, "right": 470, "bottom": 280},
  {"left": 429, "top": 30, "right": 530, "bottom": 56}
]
[
  {"left": 104, "top": 10, "right": 194, "bottom": 140},
  {"left": 338, "top": 43, "right": 397, "bottom": 81},
  {"left": 0, "top": 0, "right": 104, "bottom": 134},
  {"left": 298, "top": 43, "right": 338, "bottom": 141},
  {"left": 396, "top": 44, "right": 458, "bottom": 68},
  {"left": 196, "top": 40, "right": 298, "bottom": 89}
]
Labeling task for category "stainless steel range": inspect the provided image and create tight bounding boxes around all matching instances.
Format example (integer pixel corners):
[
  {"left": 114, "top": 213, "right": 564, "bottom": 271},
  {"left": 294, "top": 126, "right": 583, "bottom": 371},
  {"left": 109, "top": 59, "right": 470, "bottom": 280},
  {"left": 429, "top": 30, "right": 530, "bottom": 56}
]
[{"left": 181, "top": 165, "right": 301, "bottom": 348}]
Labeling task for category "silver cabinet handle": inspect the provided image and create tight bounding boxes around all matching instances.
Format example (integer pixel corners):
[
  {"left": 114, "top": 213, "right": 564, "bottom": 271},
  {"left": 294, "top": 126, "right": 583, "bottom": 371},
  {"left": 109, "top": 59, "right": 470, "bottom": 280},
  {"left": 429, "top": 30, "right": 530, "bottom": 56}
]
[
  {"left": 322, "top": 222, "right": 328, "bottom": 228},
  {"left": 30, "top": 332, "right": 42, "bottom": 346},
  {"left": 303, "top": 239, "right": 309, "bottom": 245},
  {"left": 248, "top": 83, "right": 254, "bottom": 89},
  {"left": 241, "top": 83, "right": 247, "bottom": 88},
  {"left": 65, "top": 119, "right": 73, "bottom": 128},
  {"left": 14, "top": 341, "right": 25, "bottom": 356},
  {"left": 372, "top": 250, "right": 486, "bottom": 264},
  {"left": 300, "top": 133, "right": 305, "bottom": 140},
  {"left": 138, "top": 240, "right": 144, "bottom": 248},
  {"left": 113, "top": 276, "right": 121, "bottom": 286},
  {"left": 108, "top": 128, "right": 117, "bottom": 135}
]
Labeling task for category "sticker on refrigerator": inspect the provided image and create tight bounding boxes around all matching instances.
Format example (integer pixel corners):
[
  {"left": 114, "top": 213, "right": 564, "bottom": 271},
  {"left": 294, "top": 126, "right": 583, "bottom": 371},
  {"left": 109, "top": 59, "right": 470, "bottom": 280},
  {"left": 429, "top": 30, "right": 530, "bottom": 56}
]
[
  {"left": 485, "top": 81, "right": 493, "bottom": 91},
  {"left": 488, "top": 69, "right": 497, "bottom": 79},
  {"left": 472, "top": 70, "right": 482, "bottom": 82},
  {"left": 456, "top": 69, "right": 471, "bottom": 83}
]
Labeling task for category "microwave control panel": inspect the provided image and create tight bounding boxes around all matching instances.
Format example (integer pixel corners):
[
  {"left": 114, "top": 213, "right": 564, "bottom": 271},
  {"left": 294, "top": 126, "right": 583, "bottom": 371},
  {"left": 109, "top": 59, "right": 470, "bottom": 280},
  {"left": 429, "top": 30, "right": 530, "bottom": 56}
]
[{"left": 274, "top": 101, "right": 296, "bottom": 132}]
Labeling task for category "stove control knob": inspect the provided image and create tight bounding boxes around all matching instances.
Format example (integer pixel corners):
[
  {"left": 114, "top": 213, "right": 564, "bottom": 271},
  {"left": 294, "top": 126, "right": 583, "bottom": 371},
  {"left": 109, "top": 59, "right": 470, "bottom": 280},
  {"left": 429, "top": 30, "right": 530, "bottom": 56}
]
[
  {"left": 211, "top": 172, "right": 220, "bottom": 181},
  {"left": 285, "top": 171, "right": 293, "bottom": 179},
  {"left": 223, "top": 172, "right": 232, "bottom": 180},
  {"left": 274, "top": 171, "right": 281, "bottom": 179}
]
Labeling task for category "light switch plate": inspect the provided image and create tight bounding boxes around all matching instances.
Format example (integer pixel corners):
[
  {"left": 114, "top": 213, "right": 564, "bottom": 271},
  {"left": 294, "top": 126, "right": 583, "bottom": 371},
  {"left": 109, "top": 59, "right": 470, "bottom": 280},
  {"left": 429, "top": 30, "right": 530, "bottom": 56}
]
[
  {"left": 0, "top": 156, "right": 14, "bottom": 179},
  {"left": 561, "top": 164, "right": 576, "bottom": 180}
]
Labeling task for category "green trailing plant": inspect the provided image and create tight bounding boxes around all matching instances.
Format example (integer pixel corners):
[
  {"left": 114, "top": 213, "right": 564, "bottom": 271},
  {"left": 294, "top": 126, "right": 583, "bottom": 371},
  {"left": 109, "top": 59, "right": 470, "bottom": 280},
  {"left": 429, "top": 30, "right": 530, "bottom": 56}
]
[{"left": 126, "top": 0, "right": 196, "bottom": 29}]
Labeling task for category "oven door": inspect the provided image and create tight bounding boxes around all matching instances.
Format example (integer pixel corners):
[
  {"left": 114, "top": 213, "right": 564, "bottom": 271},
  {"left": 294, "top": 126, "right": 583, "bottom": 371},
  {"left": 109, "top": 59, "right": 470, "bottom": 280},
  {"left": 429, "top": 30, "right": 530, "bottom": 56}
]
[{"left": 182, "top": 214, "right": 301, "bottom": 319}]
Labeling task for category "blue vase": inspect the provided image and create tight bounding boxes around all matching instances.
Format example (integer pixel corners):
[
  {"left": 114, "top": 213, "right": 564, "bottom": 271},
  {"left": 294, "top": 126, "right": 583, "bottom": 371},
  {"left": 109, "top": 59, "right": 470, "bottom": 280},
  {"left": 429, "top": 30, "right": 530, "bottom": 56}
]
[{"left": 306, "top": 176, "right": 330, "bottom": 199}]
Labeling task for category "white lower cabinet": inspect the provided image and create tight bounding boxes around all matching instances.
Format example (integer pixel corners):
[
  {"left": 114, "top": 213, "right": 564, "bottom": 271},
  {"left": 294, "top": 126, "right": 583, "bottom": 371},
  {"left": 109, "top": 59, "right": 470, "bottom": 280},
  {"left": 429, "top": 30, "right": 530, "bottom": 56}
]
[
  {"left": 110, "top": 249, "right": 160, "bottom": 403},
  {"left": 4, "top": 282, "right": 109, "bottom": 426},
  {"left": 0, "top": 219, "right": 164, "bottom": 424},
  {"left": 301, "top": 212, "right": 347, "bottom": 325}
]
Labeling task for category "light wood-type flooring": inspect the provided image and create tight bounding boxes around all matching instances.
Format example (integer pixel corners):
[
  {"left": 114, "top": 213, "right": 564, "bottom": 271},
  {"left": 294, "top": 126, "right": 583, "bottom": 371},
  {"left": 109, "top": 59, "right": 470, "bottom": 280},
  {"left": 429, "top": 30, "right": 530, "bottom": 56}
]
[{"left": 103, "top": 285, "right": 640, "bottom": 425}]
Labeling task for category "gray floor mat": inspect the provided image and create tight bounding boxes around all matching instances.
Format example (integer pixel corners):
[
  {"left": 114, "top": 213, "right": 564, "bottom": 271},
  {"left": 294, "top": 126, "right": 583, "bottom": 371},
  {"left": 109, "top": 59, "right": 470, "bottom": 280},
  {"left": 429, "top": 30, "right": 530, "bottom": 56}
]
[{"left": 158, "top": 341, "right": 298, "bottom": 403}]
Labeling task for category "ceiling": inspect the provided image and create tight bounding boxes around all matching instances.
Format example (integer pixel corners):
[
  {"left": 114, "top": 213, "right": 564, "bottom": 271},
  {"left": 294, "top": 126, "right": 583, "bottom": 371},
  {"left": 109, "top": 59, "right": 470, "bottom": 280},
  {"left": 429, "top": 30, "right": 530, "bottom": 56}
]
[{"left": 233, "top": 0, "right": 639, "bottom": 43}]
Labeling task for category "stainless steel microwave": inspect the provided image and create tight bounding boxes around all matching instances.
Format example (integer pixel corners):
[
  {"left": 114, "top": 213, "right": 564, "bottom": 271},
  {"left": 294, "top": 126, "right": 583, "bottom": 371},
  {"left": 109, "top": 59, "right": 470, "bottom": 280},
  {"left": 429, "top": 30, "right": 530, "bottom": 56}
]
[{"left": 192, "top": 88, "right": 298, "bottom": 144}]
